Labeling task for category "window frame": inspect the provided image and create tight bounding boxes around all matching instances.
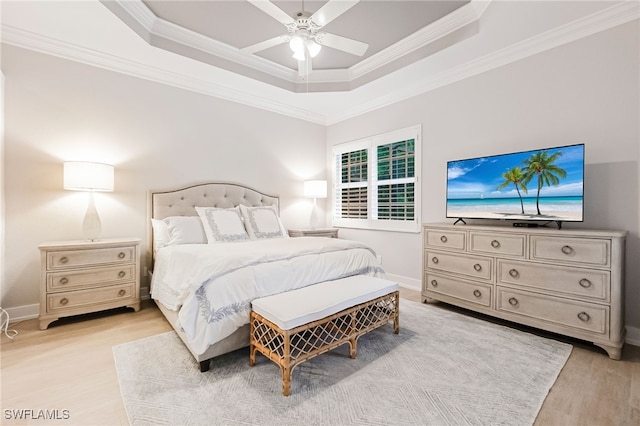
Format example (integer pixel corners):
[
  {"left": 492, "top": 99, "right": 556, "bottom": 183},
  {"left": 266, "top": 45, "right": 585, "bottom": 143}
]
[{"left": 331, "top": 125, "right": 421, "bottom": 233}]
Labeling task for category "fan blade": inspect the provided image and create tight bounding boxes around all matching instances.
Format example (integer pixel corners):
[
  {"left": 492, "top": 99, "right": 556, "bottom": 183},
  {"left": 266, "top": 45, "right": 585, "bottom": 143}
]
[
  {"left": 247, "top": 0, "right": 295, "bottom": 25},
  {"left": 316, "top": 32, "right": 368, "bottom": 56},
  {"left": 311, "top": 0, "right": 359, "bottom": 27},
  {"left": 241, "top": 35, "right": 289, "bottom": 54}
]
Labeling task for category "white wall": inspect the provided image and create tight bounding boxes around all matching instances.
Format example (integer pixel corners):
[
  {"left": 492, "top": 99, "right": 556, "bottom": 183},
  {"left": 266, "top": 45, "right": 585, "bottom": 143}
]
[
  {"left": 328, "top": 22, "right": 640, "bottom": 330},
  {"left": 2, "top": 45, "right": 327, "bottom": 312}
]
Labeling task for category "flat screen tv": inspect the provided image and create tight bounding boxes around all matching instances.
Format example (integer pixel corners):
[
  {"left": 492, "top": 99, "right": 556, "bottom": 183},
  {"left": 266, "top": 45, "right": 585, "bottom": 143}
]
[{"left": 446, "top": 143, "right": 584, "bottom": 226}]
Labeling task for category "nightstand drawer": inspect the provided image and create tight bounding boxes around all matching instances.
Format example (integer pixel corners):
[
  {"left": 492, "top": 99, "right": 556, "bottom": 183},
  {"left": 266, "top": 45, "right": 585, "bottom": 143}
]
[
  {"left": 46, "top": 264, "right": 136, "bottom": 292},
  {"left": 46, "top": 283, "right": 136, "bottom": 313},
  {"left": 47, "top": 246, "right": 135, "bottom": 270}
]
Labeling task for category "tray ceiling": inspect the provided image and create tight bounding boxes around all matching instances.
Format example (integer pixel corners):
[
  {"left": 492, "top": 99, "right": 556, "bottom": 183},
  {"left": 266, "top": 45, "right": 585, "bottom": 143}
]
[{"left": 101, "top": 0, "right": 477, "bottom": 92}]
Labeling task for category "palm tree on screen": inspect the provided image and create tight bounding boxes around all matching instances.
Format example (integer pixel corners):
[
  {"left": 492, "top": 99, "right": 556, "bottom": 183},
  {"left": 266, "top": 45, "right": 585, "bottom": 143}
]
[
  {"left": 496, "top": 167, "right": 528, "bottom": 214},
  {"left": 522, "top": 150, "right": 567, "bottom": 215}
]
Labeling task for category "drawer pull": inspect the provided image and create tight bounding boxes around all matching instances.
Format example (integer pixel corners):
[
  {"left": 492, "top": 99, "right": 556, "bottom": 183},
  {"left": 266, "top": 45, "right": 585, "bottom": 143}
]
[
  {"left": 430, "top": 279, "right": 438, "bottom": 288},
  {"left": 118, "top": 289, "right": 126, "bottom": 297},
  {"left": 508, "top": 297, "right": 519, "bottom": 307},
  {"left": 59, "top": 298, "right": 69, "bottom": 306},
  {"left": 59, "top": 256, "right": 69, "bottom": 264},
  {"left": 59, "top": 277, "right": 69, "bottom": 285},
  {"left": 509, "top": 269, "right": 519, "bottom": 278},
  {"left": 561, "top": 245, "right": 574, "bottom": 255},
  {"left": 473, "top": 263, "right": 482, "bottom": 272},
  {"left": 578, "top": 278, "right": 592, "bottom": 288},
  {"left": 431, "top": 257, "right": 439, "bottom": 264},
  {"left": 490, "top": 239, "right": 500, "bottom": 248},
  {"left": 118, "top": 271, "right": 126, "bottom": 278},
  {"left": 440, "top": 235, "right": 448, "bottom": 243},
  {"left": 473, "top": 289, "right": 482, "bottom": 298},
  {"left": 577, "top": 311, "right": 590, "bottom": 322},
  {"left": 118, "top": 252, "right": 126, "bottom": 259}
]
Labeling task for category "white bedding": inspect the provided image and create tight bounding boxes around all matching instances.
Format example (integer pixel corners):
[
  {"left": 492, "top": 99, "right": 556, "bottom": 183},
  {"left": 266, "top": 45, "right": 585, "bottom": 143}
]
[{"left": 151, "top": 237, "right": 384, "bottom": 355}]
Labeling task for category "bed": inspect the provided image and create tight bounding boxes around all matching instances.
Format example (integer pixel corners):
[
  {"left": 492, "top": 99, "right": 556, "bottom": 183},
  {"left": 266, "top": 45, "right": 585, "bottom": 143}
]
[{"left": 148, "top": 182, "right": 385, "bottom": 371}]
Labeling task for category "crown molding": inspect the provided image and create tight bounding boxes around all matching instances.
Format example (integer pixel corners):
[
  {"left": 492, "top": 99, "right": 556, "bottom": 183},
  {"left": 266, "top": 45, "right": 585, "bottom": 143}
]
[
  {"left": 2, "top": 1, "right": 637, "bottom": 126},
  {"left": 0, "top": 25, "right": 328, "bottom": 125},
  {"left": 326, "top": 0, "right": 640, "bottom": 125}
]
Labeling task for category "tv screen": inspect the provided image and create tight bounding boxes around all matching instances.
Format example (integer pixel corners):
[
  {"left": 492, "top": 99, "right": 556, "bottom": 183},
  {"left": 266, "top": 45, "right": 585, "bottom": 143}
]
[{"left": 446, "top": 143, "right": 584, "bottom": 223}]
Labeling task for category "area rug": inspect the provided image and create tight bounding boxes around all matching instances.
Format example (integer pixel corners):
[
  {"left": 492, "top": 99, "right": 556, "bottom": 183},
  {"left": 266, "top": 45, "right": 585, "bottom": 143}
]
[{"left": 113, "top": 299, "right": 571, "bottom": 425}]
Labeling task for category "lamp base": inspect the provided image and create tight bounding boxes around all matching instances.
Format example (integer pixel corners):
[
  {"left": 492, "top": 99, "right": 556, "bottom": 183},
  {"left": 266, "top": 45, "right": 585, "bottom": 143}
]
[
  {"left": 309, "top": 198, "right": 319, "bottom": 230},
  {"left": 83, "top": 192, "right": 102, "bottom": 241}
]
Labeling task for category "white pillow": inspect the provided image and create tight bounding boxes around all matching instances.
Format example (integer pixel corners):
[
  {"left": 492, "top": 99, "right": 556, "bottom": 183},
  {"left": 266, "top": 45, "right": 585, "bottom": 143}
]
[
  {"left": 239, "top": 204, "right": 287, "bottom": 240},
  {"left": 151, "top": 218, "right": 170, "bottom": 252},
  {"left": 195, "top": 206, "right": 250, "bottom": 243},
  {"left": 163, "top": 216, "right": 206, "bottom": 245}
]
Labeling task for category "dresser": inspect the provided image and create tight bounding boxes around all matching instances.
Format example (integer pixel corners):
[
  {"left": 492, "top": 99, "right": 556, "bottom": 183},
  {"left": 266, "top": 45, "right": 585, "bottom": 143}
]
[
  {"left": 38, "top": 238, "right": 141, "bottom": 329},
  {"left": 422, "top": 223, "right": 626, "bottom": 359}
]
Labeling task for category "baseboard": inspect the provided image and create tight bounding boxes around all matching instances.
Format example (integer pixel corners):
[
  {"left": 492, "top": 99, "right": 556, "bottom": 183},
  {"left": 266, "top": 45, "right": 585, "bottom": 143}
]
[
  {"left": 625, "top": 326, "right": 640, "bottom": 347},
  {"left": 4, "top": 304, "right": 39, "bottom": 324},
  {"left": 386, "top": 273, "right": 421, "bottom": 292},
  {"left": 6, "top": 294, "right": 640, "bottom": 347}
]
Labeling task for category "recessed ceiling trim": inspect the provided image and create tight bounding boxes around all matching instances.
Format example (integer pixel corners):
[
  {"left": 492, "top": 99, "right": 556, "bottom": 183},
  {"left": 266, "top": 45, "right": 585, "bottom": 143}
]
[
  {"left": 350, "top": 0, "right": 489, "bottom": 79},
  {"left": 326, "top": 0, "right": 640, "bottom": 125},
  {"left": 101, "top": 0, "right": 486, "bottom": 92},
  {"left": 3, "top": 1, "right": 636, "bottom": 126}
]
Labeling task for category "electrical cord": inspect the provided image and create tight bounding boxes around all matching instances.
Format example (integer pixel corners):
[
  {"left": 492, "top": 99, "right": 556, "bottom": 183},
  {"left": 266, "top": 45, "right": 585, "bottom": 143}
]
[{"left": 0, "top": 307, "right": 18, "bottom": 340}]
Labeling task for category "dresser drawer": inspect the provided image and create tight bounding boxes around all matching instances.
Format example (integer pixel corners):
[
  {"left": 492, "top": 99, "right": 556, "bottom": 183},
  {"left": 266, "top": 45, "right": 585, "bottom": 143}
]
[
  {"left": 46, "top": 283, "right": 136, "bottom": 313},
  {"left": 424, "top": 229, "right": 466, "bottom": 251},
  {"left": 425, "top": 250, "right": 492, "bottom": 281},
  {"left": 425, "top": 272, "right": 491, "bottom": 307},
  {"left": 498, "top": 260, "right": 609, "bottom": 301},
  {"left": 46, "top": 264, "right": 136, "bottom": 292},
  {"left": 496, "top": 287, "right": 608, "bottom": 335},
  {"left": 530, "top": 236, "right": 610, "bottom": 267},
  {"left": 46, "top": 246, "right": 136, "bottom": 270},
  {"left": 469, "top": 232, "right": 526, "bottom": 257}
]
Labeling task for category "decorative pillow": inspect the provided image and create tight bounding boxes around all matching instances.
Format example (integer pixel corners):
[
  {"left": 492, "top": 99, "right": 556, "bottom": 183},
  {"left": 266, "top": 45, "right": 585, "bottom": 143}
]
[
  {"left": 163, "top": 216, "right": 207, "bottom": 245},
  {"left": 195, "top": 206, "right": 250, "bottom": 243},
  {"left": 239, "top": 204, "right": 287, "bottom": 240},
  {"left": 151, "top": 218, "right": 170, "bottom": 252}
]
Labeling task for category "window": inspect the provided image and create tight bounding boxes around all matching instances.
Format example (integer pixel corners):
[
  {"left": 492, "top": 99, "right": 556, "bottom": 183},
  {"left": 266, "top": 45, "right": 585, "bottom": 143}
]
[{"left": 332, "top": 125, "right": 421, "bottom": 232}]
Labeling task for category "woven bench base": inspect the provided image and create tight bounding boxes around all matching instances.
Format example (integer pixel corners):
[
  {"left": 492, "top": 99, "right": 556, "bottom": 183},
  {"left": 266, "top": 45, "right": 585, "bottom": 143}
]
[{"left": 249, "top": 290, "right": 399, "bottom": 396}]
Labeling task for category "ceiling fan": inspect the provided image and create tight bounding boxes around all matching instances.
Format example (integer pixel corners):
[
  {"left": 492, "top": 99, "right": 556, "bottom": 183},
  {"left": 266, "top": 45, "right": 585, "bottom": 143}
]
[{"left": 243, "top": 0, "right": 369, "bottom": 77}]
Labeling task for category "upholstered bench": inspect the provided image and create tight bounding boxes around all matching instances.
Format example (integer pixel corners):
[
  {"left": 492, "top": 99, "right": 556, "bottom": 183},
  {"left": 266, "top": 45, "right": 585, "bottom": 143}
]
[{"left": 249, "top": 275, "right": 400, "bottom": 396}]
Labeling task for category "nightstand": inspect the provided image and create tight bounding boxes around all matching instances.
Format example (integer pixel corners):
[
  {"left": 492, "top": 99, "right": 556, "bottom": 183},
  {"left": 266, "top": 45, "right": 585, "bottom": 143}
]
[
  {"left": 287, "top": 228, "right": 339, "bottom": 238},
  {"left": 38, "top": 238, "right": 141, "bottom": 329}
]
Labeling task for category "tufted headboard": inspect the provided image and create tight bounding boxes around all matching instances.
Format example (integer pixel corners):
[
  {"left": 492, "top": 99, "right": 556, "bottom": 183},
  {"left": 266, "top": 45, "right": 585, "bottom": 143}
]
[{"left": 147, "top": 182, "right": 279, "bottom": 262}]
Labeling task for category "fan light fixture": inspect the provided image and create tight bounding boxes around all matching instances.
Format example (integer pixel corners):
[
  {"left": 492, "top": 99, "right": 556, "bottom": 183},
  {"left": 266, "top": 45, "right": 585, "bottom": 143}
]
[
  {"left": 289, "top": 34, "right": 321, "bottom": 60},
  {"left": 244, "top": 0, "right": 367, "bottom": 77}
]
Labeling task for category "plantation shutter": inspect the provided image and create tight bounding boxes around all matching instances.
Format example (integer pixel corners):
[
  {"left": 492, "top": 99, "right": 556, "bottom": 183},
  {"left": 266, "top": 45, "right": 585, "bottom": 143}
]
[{"left": 336, "top": 148, "right": 368, "bottom": 219}]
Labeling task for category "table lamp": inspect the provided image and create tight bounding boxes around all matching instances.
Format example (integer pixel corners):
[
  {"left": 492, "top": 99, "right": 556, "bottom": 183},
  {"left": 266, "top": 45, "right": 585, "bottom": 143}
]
[
  {"left": 303, "top": 180, "right": 327, "bottom": 229},
  {"left": 63, "top": 161, "right": 114, "bottom": 241}
]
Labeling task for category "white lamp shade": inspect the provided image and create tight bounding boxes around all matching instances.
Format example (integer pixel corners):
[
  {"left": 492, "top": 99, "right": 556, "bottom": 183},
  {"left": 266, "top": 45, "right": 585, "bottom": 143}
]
[
  {"left": 64, "top": 162, "right": 114, "bottom": 192},
  {"left": 304, "top": 180, "right": 327, "bottom": 199}
]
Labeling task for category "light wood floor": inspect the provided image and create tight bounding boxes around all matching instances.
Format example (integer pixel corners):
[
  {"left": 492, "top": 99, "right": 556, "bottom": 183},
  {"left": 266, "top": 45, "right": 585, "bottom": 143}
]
[{"left": 1, "top": 289, "right": 638, "bottom": 425}]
